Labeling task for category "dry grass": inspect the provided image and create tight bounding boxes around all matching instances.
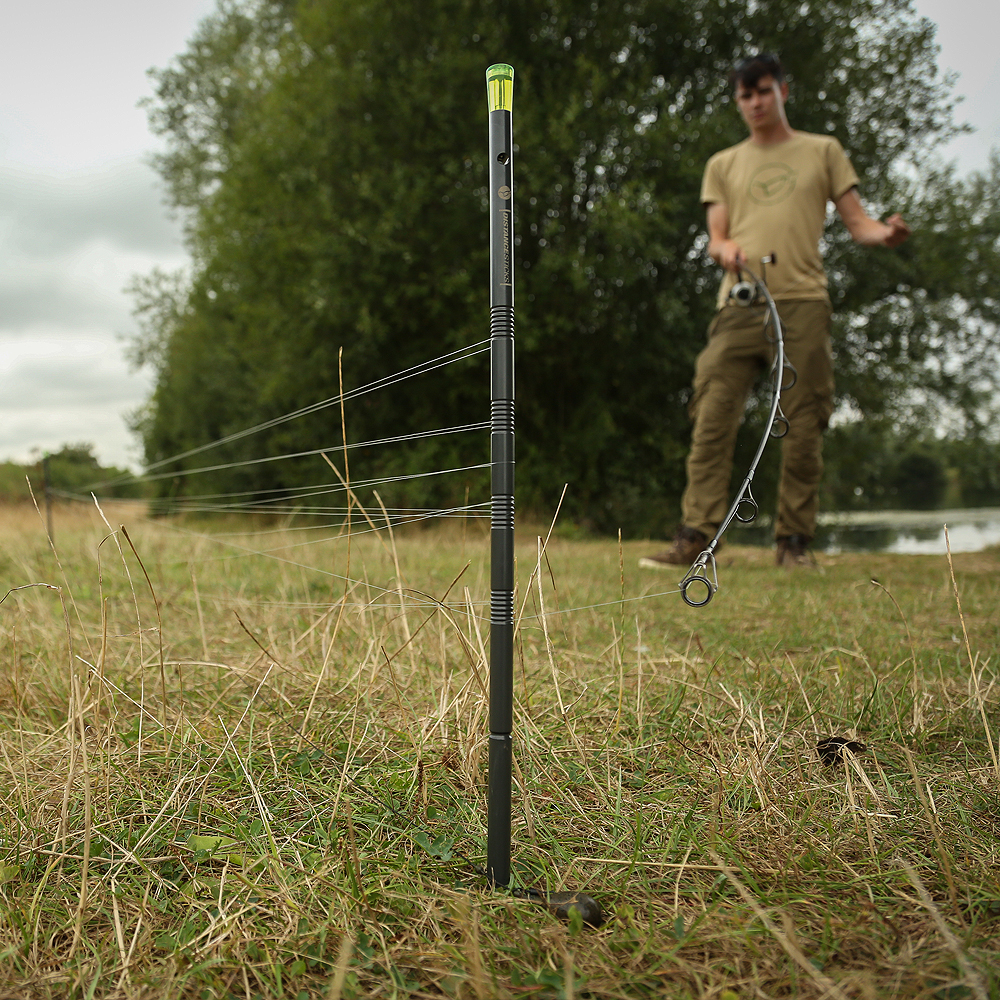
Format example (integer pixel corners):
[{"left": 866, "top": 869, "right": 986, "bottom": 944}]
[{"left": 0, "top": 499, "right": 998, "bottom": 999}]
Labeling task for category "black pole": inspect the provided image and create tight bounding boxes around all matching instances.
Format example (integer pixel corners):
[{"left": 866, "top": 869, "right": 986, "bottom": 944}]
[{"left": 486, "top": 63, "right": 515, "bottom": 887}]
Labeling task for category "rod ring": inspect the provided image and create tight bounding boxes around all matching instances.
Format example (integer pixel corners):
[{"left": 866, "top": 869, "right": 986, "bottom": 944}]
[
  {"left": 680, "top": 575, "right": 715, "bottom": 608},
  {"left": 735, "top": 495, "right": 758, "bottom": 523}
]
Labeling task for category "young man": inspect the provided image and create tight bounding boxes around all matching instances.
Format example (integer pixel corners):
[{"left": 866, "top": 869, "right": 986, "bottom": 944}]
[{"left": 641, "top": 53, "right": 910, "bottom": 569}]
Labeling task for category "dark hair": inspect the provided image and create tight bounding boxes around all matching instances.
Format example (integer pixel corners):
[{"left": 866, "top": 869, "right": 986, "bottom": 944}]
[{"left": 729, "top": 53, "right": 785, "bottom": 89}]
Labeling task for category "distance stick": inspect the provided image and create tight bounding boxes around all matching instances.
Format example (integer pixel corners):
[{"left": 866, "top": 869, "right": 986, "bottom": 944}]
[
  {"left": 486, "top": 62, "right": 515, "bottom": 887},
  {"left": 484, "top": 64, "right": 604, "bottom": 927}
]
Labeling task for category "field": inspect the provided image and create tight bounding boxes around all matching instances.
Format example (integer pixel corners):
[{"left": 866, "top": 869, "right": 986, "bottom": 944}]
[{"left": 0, "top": 499, "right": 998, "bottom": 999}]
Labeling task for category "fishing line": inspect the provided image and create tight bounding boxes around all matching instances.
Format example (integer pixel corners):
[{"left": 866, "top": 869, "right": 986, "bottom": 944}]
[
  {"left": 176, "top": 506, "right": 491, "bottom": 535},
  {"left": 80, "top": 464, "right": 491, "bottom": 516},
  {"left": 86, "top": 341, "right": 490, "bottom": 492},
  {"left": 119, "top": 422, "right": 490, "bottom": 486}
]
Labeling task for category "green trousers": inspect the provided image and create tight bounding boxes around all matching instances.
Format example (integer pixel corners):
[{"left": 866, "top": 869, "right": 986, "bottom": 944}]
[{"left": 681, "top": 299, "right": 835, "bottom": 541}]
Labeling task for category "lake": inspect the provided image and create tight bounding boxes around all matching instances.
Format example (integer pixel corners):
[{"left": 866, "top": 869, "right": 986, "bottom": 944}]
[{"left": 735, "top": 507, "right": 1000, "bottom": 554}]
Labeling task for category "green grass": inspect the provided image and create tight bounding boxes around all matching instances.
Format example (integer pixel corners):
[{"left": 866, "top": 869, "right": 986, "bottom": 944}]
[{"left": 0, "top": 499, "right": 998, "bottom": 998}]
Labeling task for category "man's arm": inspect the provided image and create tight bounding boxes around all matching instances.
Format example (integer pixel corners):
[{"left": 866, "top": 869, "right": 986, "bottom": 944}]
[
  {"left": 706, "top": 202, "right": 745, "bottom": 272},
  {"left": 834, "top": 187, "right": 911, "bottom": 248}
]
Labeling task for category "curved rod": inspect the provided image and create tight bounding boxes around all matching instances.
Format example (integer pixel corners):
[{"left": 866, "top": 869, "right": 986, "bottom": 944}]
[{"left": 679, "top": 258, "right": 792, "bottom": 608}]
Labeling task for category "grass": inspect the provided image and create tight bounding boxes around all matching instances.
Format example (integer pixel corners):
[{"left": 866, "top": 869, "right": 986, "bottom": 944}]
[{"left": 0, "top": 497, "right": 998, "bottom": 998}]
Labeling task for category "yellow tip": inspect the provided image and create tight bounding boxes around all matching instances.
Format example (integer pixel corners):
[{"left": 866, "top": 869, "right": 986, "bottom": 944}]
[{"left": 486, "top": 64, "right": 514, "bottom": 113}]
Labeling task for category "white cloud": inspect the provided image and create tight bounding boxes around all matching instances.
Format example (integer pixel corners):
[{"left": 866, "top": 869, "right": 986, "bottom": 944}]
[
  {"left": 0, "top": 0, "right": 218, "bottom": 173},
  {"left": 0, "top": 343, "right": 152, "bottom": 467},
  {"left": 0, "top": 161, "right": 182, "bottom": 257},
  {"left": 0, "top": 164, "right": 185, "bottom": 331},
  {"left": 0, "top": 0, "right": 214, "bottom": 469},
  {"left": 0, "top": 161, "right": 185, "bottom": 466},
  {"left": 912, "top": 0, "right": 1000, "bottom": 174}
]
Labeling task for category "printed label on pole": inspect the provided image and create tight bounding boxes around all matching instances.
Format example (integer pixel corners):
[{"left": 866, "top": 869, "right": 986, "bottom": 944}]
[{"left": 500, "top": 209, "right": 512, "bottom": 286}]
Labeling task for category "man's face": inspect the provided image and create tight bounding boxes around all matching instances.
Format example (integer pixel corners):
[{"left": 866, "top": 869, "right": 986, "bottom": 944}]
[{"left": 734, "top": 74, "right": 788, "bottom": 132}]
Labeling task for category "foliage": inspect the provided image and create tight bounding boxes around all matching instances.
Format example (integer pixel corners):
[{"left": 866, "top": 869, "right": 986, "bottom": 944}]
[
  {"left": 830, "top": 154, "right": 1000, "bottom": 433},
  {"left": 43, "top": 444, "right": 143, "bottom": 498},
  {"left": 819, "top": 422, "right": 1000, "bottom": 511},
  {"left": 130, "top": 0, "right": 998, "bottom": 533},
  {"left": 0, "top": 463, "right": 33, "bottom": 503},
  {"left": 0, "top": 444, "right": 146, "bottom": 503}
]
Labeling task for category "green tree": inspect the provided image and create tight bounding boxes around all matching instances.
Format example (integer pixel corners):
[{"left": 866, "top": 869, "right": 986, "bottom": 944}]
[
  {"left": 946, "top": 435, "right": 1000, "bottom": 507},
  {"left": 0, "top": 446, "right": 147, "bottom": 503},
  {"left": 131, "top": 0, "right": 995, "bottom": 531},
  {"left": 44, "top": 444, "right": 148, "bottom": 499}
]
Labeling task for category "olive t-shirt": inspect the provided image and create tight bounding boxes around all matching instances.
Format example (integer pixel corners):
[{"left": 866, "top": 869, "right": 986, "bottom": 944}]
[{"left": 700, "top": 132, "right": 860, "bottom": 309}]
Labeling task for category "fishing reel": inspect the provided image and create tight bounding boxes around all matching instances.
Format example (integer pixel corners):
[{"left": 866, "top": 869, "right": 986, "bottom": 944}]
[{"left": 729, "top": 254, "right": 777, "bottom": 307}]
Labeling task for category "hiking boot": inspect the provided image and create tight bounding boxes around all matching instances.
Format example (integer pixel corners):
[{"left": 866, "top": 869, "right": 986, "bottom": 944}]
[
  {"left": 776, "top": 534, "right": 815, "bottom": 567},
  {"left": 639, "top": 526, "right": 713, "bottom": 569}
]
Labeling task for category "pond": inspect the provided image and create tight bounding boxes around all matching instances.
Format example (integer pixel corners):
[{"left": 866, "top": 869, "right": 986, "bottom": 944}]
[{"left": 735, "top": 507, "right": 1000, "bottom": 555}]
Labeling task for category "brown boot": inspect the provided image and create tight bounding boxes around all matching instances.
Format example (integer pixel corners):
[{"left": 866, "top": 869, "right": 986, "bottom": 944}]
[
  {"left": 639, "top": 526, "right": 713, "bottom": 569},
  {"left": 776, "top": 534, "right": 815, "bottom": 567}
]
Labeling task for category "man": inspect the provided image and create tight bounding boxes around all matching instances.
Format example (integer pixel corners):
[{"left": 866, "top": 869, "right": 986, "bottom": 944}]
[{"left": 641, "top": 53, "right": 910, "bottom": 569}]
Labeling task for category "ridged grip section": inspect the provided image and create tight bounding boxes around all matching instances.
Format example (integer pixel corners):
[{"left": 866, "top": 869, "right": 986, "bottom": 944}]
[
  {"left": 490, "top": 589, "right": 514, "bottom": 627},
  {"left": 490, "top": 304, "right": 514, "bottom": 338},
  {"left": 491, "top": 492, "right": 515, "bottom": 532},
  {"left": 491, "top": 399, "right": 514, "bottom": 434}
]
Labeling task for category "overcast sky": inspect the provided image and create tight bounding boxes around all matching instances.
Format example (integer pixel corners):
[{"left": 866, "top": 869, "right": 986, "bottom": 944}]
[
  {"left": 1, "top": 0, "right": 997, "bottom": 470},
  {"left": 0, "top": 0, "right": 215, "bottom": 470}
]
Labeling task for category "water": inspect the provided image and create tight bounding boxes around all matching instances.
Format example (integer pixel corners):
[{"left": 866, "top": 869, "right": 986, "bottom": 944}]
[{"left": 736, "top": 507, "right": 1000, "bottom": 555}]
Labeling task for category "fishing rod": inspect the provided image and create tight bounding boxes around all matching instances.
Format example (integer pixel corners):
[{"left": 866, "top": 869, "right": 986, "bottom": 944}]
[{"left": 679, "top": 255, "right": 797, "bottom": 608}]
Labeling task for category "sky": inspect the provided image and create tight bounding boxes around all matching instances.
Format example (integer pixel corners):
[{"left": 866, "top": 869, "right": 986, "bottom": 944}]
[
  {"left": 0, "top": 0, "right": 997, "bottom": 471},
  {"left": 0, "top": 0, "right": 215, "bottom": 470}
]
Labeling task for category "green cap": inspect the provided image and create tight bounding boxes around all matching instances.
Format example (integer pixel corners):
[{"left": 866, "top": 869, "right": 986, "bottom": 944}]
[{"left": 486, "top": 64, "right": 514, "bottom": 112}]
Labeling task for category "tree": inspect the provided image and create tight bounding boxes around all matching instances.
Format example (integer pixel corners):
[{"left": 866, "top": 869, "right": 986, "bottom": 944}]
[{"left": 131, "top": 0, "right": 995, "bottom": 531}]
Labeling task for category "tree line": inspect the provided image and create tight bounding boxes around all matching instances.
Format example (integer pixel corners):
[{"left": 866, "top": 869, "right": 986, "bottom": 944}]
[
  {"left": 4, "top": 432, "right": 995, "bottom": 516},
  {"left": 128, "top": 0, "right": 1000, "bottom": 534},
  {"left": 0, "top": 445, "right": 146, "bottom": 503}
]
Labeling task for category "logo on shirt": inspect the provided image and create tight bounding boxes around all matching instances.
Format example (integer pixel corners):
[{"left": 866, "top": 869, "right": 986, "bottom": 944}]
[{"left": 748, "top": 163, "right": 797, "bottom": 205}]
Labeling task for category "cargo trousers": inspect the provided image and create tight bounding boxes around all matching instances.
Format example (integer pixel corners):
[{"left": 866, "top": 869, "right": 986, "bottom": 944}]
[{"left": 680, "top": 298, "right": 835, "bottom": 541}]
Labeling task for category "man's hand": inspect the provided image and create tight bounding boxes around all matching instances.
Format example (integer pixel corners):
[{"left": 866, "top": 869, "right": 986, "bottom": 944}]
[
  {"left": 835, "top": 189, "right": 912, "bottom": 248},
  {"left": 883, "top": 213, "right": 911, "bottom": 248},
  {"left": 710, "top": 238, "right": 747, "bottom": 273}
]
